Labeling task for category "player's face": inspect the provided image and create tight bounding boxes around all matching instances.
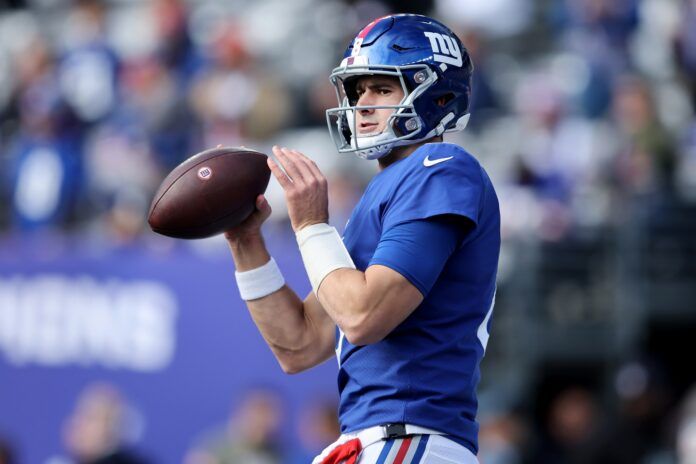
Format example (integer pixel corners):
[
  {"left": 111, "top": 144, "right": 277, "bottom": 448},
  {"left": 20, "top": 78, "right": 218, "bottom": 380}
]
[{"left": 354, "top": 76, "right": 405, "bottom": 136}]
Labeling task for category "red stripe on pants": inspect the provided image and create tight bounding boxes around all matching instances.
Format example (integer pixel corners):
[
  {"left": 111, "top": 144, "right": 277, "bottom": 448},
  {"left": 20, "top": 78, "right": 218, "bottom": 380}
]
[{"left": 392, "top": 437, "right": 413, "bottom": 464}]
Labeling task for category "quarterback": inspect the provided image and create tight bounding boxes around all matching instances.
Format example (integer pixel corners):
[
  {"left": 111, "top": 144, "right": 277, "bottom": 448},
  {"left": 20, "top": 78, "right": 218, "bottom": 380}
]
[{"left": 225, "top": 14, "right": 500, "bottom": 464}]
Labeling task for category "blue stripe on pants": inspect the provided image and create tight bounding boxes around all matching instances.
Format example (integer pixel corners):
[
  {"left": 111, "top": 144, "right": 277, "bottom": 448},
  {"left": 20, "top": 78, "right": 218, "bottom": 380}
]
[
  {"left": 410, "top": 435, "right": 430, "bottom": 463},
  {"left": 375, "top": 438, "right": 395, "bottom": 464}
]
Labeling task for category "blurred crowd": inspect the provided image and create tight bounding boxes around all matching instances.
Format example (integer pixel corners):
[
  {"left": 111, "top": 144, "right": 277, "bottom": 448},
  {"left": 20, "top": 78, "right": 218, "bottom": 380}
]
[
  {"left": 0, "top": 0, "right": 694, "bottom": 243},
  {"left": 0, "top": 382, "right": 341, "bottom": 464},
  {"left": 2, "top": 375, "right": 696, "bottom": 463}
]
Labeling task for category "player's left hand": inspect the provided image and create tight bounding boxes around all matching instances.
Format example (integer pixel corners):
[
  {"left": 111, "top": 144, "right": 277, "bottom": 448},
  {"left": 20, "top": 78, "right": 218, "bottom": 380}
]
[{"left": 269, "top": 146, "right": 329, "bottom": 232}]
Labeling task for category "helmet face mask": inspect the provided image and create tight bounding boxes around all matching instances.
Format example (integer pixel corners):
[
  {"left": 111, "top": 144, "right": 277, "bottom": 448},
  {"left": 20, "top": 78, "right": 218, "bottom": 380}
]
[
  {"left": 325, "top": 14, "right": 473, "bottom": 160},
  {"left": 326, "top": 64, "right": 435, "bottom": 160}
]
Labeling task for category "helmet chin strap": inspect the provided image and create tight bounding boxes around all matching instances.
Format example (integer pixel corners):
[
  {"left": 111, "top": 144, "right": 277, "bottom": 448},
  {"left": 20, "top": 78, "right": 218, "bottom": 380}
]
[
  {"left": 350, "top": 111, "right": 470, "bottom": 160},
  {"left": 352, "top": 133, "right": 394, "bottom": 160}
]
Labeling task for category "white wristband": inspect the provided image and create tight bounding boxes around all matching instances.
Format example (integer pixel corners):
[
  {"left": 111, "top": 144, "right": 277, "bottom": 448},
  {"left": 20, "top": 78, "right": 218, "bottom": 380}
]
[
  {"left": 235, "top": 257, "right": 285, "bottom": 300},
  {"left": 296, "top": 223, "right": 356, "bottom": 294}
]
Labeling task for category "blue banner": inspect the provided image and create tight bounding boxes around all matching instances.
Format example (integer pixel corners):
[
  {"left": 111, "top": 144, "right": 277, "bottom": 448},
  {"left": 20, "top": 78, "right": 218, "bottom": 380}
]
[{"left": 0, "top": 233, "right": 338, "bottom": 463}]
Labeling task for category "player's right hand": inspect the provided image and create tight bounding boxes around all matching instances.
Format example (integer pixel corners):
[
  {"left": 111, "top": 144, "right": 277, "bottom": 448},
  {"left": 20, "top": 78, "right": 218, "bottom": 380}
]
[
  {"left": 269, "top": 146, "right": 329, "bottom": 232},
  {"left": 223, "top": 194, "right": 272, "bottom": 244}
]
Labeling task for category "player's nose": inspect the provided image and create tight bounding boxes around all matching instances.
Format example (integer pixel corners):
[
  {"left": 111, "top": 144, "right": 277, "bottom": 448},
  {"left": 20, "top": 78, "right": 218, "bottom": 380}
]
[
  {"left": 357, "top": 90, "right": 376, "bottom": 110},
  {"left": 358, "top": 106, "right": 374, "bottom": 115}
]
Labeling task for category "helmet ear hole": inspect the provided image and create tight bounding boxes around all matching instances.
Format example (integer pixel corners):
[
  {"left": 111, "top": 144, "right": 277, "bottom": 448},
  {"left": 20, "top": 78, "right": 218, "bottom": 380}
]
[{"left": 436, "top": 93, "right": 455, "bottom": 107}]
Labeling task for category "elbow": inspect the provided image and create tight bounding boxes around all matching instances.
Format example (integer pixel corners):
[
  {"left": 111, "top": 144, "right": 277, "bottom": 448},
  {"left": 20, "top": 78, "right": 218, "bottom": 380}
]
[
  {"left": 278, "top": 360, "right": 309, "bottom": 375},
  {"left": 276, "top": 354, "right": 312, "bottom": 375},
  {"left": 273, "top": 343, "right": 321, "bottom": 375},
  {"left": 343, "top": 329, "right": 382, "bottom": 346},
  {"left": 341, "top": 312, "right": 386, "bottom": 346}
]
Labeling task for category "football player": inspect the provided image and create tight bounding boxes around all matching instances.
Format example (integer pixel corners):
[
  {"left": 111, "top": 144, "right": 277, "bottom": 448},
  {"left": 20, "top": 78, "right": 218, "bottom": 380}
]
[{"left": 225, "top": 14, "right": 500, "bottom": 464}]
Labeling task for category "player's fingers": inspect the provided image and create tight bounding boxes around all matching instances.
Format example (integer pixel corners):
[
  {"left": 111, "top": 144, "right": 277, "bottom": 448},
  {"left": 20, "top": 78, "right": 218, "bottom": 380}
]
[
  {"left": 274, "top": 146, "right": 307, "bottom": 184},
  {"left": 289, "top": 148, "right": 312, "bottom": 163},
  {"left": 255, "top": 194, "right": 272, "bottom": 220},
  {"left": 282, "top": 148, "right": 321, "bottom": 185},
  {"left": 286, "top": 149, "right": 317, "bottom": 182},
  {"left": 255, "top": 194, "right": 267, "bottom": 210},
  {"left": 267, "top": 156, "right": 294, "bottom": 191},
  {"left": 270, "top": 146, "right": 295, "bottom": 183},
  {"left": 291, "top": 149, "right": 325, "bottom": 182},
  {"left": 283, "top": 147, "right": 317, "bottom": 184}
]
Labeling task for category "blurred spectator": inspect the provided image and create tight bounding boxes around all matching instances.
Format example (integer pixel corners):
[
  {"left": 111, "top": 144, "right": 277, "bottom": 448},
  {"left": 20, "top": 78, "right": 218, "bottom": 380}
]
[
  {"left": 528, "top": 387, "right": 605, "bottom": 463},
  {"left": 593, "top": 360, "right": 675, "bottom": 464},
  {"left": 549, "top": 0, "right": 640, "bottom": 118},
  {"left": 477, "top": 409, "right": 527, "bottom": 464},
  {"left": 184, "top": 388, "right": 286, "bottom": 464},
  {"left": 610, "top": 75, "right": 677, "bottom": 196},
  {"left": 58, "top": 0, "right": 119, "bottom": 124},
  {"left": 106, "top": 55, "right": 194, "bottom": 171},
  {"left": 552, "top": 0, "right": 639, "bottom": 51},
  {"left": 679, "top": 120, "right": 696, "bottom": 198},
  {"left": 135, "top": 0, "right": 203, "bottom": 170},
  {"left": 293, "top": 75, "right": 337, "bottom": 128},
  {"left": 291, "top": 399, "right": 340, "bottom": 464},
  {"left": 150, "top": 0, "right": 200, "bottom": 84},
  {"left": 189, "top": 21, "right": 290, "bottom": 148},
  {"left": 511, "top": 70, "right": 610, "bottom": 239},
  {"left": 458, "top": 29, "right": 501, "bottom": 130},
  {"left": 7, "top": 36, "right": 86, "bottom": 232},
  {"left": 58, "top": 383, "right": 149, "bottom": 464}
]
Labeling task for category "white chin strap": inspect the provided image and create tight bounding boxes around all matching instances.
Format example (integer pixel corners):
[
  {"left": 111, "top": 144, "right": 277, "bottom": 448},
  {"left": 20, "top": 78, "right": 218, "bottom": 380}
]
[
  {"left": 351, "top": 133, "right": 394, "bottom": 160},
  {"left": 344, "top": 110, "right": 471, "bottom": 161}
]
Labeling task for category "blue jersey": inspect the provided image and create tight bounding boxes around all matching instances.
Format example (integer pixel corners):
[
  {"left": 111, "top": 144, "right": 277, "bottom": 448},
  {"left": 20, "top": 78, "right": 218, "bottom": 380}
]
[{"left": 338, "top": 143, "right": 500, "bottom": 454}]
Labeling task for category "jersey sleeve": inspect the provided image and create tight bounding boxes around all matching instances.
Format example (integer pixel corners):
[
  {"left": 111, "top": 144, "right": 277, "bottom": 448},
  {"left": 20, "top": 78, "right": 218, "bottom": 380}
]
[
  {"left": 381, "top": 147, "right": 485, "bottom": 231},
  {"left": 369, "top": 215, "right": 470, "bottom": 296}
]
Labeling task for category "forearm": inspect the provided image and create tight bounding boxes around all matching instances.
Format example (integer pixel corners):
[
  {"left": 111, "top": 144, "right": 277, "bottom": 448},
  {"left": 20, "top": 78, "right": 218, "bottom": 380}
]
[
  {"left": 227, "top": 235, "right": 324, "bottom": 372},
  {"left": 245, "top": 287, "right": 325, "bottom": 373}
]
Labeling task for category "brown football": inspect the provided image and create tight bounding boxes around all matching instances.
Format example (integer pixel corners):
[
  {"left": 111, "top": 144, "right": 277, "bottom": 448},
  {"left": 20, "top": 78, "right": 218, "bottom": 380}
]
[{"left": 148, "top": 147, "right": 271, "bottom": 239}]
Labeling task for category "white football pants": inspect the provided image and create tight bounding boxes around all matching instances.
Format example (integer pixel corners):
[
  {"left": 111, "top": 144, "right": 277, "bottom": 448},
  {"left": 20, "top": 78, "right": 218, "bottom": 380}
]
[{"left": 312, "top": 430, "right": 479, "bottom": 464}]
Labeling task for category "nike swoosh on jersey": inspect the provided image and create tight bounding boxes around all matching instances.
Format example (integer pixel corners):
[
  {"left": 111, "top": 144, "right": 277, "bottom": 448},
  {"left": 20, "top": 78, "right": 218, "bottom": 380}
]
[{"left": 423, "top": 155, "right": 454, "bottom": 167}]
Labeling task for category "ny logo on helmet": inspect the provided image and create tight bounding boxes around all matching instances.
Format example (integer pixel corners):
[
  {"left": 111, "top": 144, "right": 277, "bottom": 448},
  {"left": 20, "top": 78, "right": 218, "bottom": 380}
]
[{"left": 423, "top": 32, "right": 462, "bottom": 67}]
